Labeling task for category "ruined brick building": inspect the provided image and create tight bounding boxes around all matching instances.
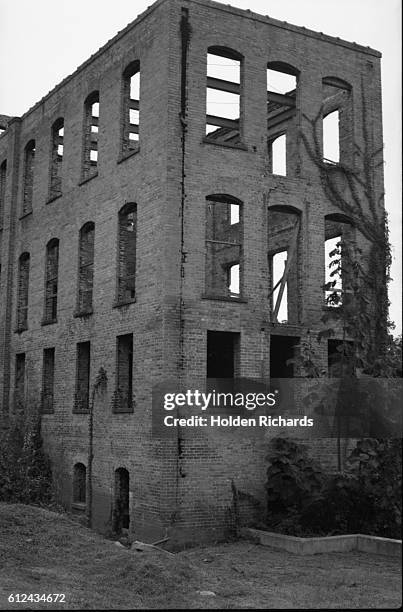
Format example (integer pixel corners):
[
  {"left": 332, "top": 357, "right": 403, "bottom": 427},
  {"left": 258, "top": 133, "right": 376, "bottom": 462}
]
[{"left": 0, "top": 0, "right": 385, "bottom": 543}]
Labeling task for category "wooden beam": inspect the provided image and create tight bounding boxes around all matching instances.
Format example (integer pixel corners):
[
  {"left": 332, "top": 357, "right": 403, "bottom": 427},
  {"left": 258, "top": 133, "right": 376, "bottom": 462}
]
[
  {"left": 206, "top": 115, "right": 239, "bottom": 130},
  {"left": 272, "top": 217, "right": 300, "bottom": 322},
  {"left": 207, "top": 77, "right": 240, "bottom": 95},
  {"left": 267, "top": 91, "right": 296, "bottom": 107}
]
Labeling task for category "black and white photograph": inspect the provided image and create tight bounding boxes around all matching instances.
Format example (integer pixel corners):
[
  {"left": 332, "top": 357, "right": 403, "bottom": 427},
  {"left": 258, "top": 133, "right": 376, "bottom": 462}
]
[{"left": 0, "top": 0, "right": 401, "bottom": 609}]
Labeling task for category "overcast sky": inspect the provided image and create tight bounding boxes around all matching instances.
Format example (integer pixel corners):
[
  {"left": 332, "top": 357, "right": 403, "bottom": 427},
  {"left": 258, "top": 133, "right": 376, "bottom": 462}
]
[{"left": 0, "top": 0, "right": 401, "bottom": 332}]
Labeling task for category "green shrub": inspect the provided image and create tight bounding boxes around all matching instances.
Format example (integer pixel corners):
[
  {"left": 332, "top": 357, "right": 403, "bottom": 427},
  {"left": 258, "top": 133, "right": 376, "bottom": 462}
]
[
  {"left": 265, "top": 437, "right": 325, "bottom": 519},
  {"left": 265, "top": 437, "right": 402, "bottom": 538},
  {"left": 0, "top": 416, "right": 52, "bottom": 506}
]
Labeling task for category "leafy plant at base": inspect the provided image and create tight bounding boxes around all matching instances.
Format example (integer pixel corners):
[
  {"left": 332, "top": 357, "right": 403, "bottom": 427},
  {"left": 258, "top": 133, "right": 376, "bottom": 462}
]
[
  {"left": 0, "top": 413, "right": 52, "bottom": 505},
  {"left": 265, "top": 437, "right": 325, "bottom": 522}
]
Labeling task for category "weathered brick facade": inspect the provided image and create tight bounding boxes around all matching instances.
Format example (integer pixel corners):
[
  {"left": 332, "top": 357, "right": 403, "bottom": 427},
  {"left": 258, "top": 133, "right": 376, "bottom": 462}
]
[{"left": 0, "top": 0, "right": 384, "bottom": 545}]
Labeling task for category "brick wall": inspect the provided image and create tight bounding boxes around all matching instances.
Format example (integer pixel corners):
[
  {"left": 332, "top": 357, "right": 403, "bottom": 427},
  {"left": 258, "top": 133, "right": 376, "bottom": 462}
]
[{"left": 0, "top": 0, "right": 384, "bottom": 544}]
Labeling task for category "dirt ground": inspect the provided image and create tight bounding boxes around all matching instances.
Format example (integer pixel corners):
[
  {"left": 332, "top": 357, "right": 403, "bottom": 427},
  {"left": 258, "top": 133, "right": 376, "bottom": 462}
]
[{"left": 0, "top": 503, "right": 401, "bottom": 609}]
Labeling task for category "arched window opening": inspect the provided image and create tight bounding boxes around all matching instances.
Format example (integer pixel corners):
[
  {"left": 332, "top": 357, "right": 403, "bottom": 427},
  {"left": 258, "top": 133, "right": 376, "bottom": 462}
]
[
  {"left": 267, "top": 63, "right": 298, "bottom": 176},
  {"left": 17, "top": 252, "right": 30, "bottom": 331},
  {"left": 14, "top": 353, "right": 26, "bottom": 412},
  {"left": 205, "top": 47, "right": 242, "bottom": 146},
  {"left": 113, "top": 468, "right": 130, "bottom": 533},
  {"left": 44, "top": 239, "right": 59, "bottom": 323},
  {"left": 49, "top": 118, "right": 64, "bottom": 199},
  {"left": 73, "top": 463, "right": 86, "bottom": 504},
  {"left": 122, "top": 61, "right": 140, "bottom": 155},
  {"left": 0, "top": 160, "right": 7, "bottom": 227},
  {"left": 323, "top": 110, "right": 340, "bottom": 164},
  {"left": 269, "top": 133, "right": 287, "bottom": 176},
  {"left": 22, "top": 140, "right": 35, "bottom": 215},
  {"left": 268, "top": 206, "right": 301, "bottom": 324},
  {"left": 42, "top": 347, "right": 55, "bottom": 414},
  {"left": 117, "top": 203, "right": 137, "bottom": 304},
  {"left": 205, "top": 195, "right": 243, "bottom": 298},
  {"left": 322, "top": 77, "right": 352, "bottom": 165},
  {"left": 77, "top": 222, "right": 95, "bottom": 314},
  {"left": 114, "top": 333, "right": 133, "bottom": 413},
  {"left": 324, "top": 214, "right": 355, "bottom": 307},
  {"left": 82, "top": 92, "right": 99, "bottom": 180}
]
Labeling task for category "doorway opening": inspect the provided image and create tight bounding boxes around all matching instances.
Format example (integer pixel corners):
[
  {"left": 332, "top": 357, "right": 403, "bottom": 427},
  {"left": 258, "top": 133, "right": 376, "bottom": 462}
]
[{"left": 113, "top": 467, "right": 130, "bottom": 533}]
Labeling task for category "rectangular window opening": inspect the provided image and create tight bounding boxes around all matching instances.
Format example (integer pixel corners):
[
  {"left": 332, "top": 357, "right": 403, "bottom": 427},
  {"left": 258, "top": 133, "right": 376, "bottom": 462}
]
[
  {"left": 207, "top": 331, "right": 240, "bottom": 378},
  {"left": 75, "top": 342, "right": 90, "bottom": 412},
  {"left": 270, "top": 335, "right": 299, "bottom": 378},
  {"left": 14, "top": 353, "right": 26, "bottom": 412},
  {"left": 42, "top": 347, "right": 55, "bottom": 413}
]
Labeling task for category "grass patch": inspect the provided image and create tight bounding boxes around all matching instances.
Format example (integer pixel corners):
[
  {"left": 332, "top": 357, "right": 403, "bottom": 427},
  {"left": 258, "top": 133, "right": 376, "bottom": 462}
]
[{"left": 0, "top": 503, "right": 401, "bottom": 609}]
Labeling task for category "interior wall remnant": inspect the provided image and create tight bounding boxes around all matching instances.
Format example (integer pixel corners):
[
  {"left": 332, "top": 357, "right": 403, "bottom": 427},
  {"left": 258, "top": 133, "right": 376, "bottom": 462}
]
[
  {"left": 205, "top": 46, "right": 242, "bottom": 145},
  {"left": 205, "top": 195, "right": 242, "bottom": 298},
  {"left": 267, "top": 206, "right": 301, "bottom": 324},
  {"left": 267, "top": 63, "right": 299, "bottom": 176}
]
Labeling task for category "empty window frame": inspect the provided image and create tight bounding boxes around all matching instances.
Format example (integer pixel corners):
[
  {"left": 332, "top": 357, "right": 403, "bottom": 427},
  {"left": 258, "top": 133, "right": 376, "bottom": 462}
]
[
  {"left": 322, "top": 77, "right": 352, "bottom": 165},
  {"left": 267, "top": 63, "right": 299, "bottom": 176},
  {"left": 42, "top": 347, "right": 55, "bottom": 413},
  {"left": 43, "top": 239, "right": 59, "bottom": 323},
  {"left": 77, "top": 222, "right": 95, "bottom": 314},
  {"left": 82, "top": 92, "right": 99, "bottom": 180},
  {"left": 270, "top": 335, "right": 299, "bottom": 378},
  {"left": 73, "top": 463, "right": 86, "bottom": 504},
  {"left": 14, "top": 353, "right": 26, "bottom": 411},
  {"left": 268, "top": 133, "right": 286, "bottom": 176},
  {"left": 0, "top": 160, "right": 6, "bottom": 227},
  {"left": 117, "top": 203, "right": 137, "bottom": 304},
  {"left": 267, "top": 206, "right": 301, "bottom": 324},
  {"left": 49, "top": 118, "right": 64, "bottom": 199},
  {"left": 324, "top": 214, "right": 354, "bottom": 307},
  {"left": 16, "top": 252, "right": 30, "bottom": 330},
  {"left": 121, "top": 61, "right": 140, "bottom": 155},
  {"left": 74, "top": 341, "right": 90, "bottom": 412},
  {"left": 114, "top": 334, "right": 133, "bottom": 413},
  {"left": 205, "top": 47, "right": 242, "bottom": 145},
  {"left": 205, "top": 195, "right": 242, "bottom": 298},
  {"left": 207, "top": 330, "right": 240, "bottom": 378},
  {"left": 22, "top": 140, "right": 35, "bottom": 215}
]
